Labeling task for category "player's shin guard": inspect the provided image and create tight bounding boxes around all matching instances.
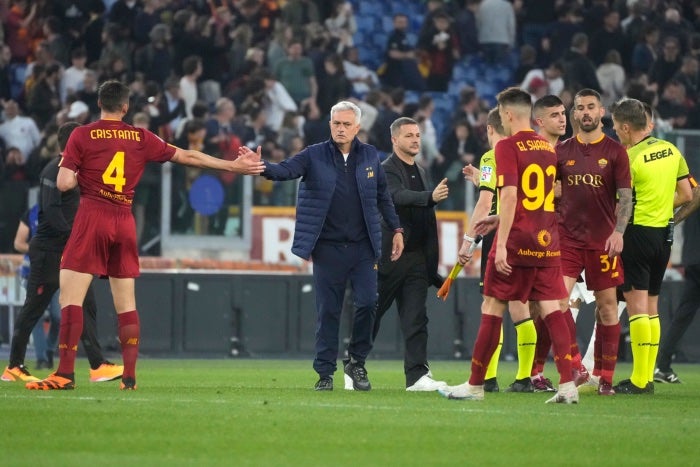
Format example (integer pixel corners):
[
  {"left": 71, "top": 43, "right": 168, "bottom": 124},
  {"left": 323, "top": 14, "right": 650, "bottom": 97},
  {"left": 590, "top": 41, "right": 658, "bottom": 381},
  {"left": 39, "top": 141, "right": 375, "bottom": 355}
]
[
  {"left": 484, "top": 324, "right": 503, "bottom": 380},
  {"left": 544, "top": 311, "right": 573, "bottom": 385},
  {"left": 531, "top": 315, "right": 551, "bottom": 376},
  {"left": 57, "top": 305, "right": 84, "bottom": 376},
  {"left": 514, "top": 318, "right": 536, "bottom": 380},
  {"left": 599, "top": 322, "right": 620, "bottom": 384},
  {"left": 629, "top": 314, "right": 651, "bottom": 388},
  {"left": 118, "top": 310, "right": 140, "bottom": 380},
  {"left": 648, "top": 315, "right": 661, "bottom": 384},
  {"left": 469, "top": 314, "right": 503, "bottom": 386}
]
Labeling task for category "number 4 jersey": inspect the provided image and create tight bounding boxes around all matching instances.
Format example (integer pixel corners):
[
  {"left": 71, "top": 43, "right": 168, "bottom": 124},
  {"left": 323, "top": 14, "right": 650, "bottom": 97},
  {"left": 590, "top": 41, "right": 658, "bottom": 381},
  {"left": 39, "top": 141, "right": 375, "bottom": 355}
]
[
  {"left": 60, "top": 120, "right": 176, "bottom": 207},
  {"left": 494, "top": 129, "right": 560, "bottom": 267}
]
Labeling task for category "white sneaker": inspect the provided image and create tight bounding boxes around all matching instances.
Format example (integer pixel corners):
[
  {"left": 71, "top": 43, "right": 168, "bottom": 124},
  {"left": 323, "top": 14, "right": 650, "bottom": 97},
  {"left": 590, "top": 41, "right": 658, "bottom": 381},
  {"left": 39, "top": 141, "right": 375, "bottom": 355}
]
[
  {"left": 437, "top": 382, "right": 484, "bottom": 400},
  {"left": 585, "top": 374, "right": 600, "bottom": 387},
  {"left": 406, "top": 374, "right": 448, "bottom": 392},
  {"left": 545, "top": 383, "right": 579, "bottom": 404}
]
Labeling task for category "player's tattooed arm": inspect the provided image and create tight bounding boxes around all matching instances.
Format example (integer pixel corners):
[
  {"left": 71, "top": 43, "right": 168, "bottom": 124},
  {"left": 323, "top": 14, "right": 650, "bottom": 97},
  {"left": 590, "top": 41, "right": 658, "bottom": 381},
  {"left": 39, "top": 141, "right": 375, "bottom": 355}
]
[
  {"left": 674, "top": 184, "right": 700, "bottom": 224},
  {"left": 615, "top": 187, "right": 632, "bottom": 233}
]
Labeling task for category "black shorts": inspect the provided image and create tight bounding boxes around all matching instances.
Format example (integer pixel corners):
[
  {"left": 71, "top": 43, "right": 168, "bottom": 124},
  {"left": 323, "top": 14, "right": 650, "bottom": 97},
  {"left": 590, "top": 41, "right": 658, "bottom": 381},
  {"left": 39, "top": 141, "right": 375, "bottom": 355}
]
[
  {"left": 619, "top": 224, "right": 670, "bottom": 296},
  {"left": 479, "top": 231, "right": 495, "bottom": 294}
]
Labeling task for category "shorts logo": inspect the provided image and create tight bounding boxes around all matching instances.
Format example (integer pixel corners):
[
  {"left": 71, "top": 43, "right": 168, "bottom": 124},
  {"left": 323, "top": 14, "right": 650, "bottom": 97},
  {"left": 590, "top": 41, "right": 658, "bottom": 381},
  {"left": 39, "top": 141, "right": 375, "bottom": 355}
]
[
  {"left": 537, "top": 229, "right": 552, "bottom": 247},
  {"left": 566, "top": 160, "right": 576, "bottom": 166},
  {"left": 598, "top": 158, "right": 608, "bottom": 169}
]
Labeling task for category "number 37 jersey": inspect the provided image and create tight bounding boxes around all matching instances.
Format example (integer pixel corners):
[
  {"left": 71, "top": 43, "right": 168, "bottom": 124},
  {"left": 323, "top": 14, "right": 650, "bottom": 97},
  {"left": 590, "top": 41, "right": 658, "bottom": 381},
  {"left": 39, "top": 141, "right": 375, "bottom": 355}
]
[
  {"left": 495, "top": 130, "right": 560, "bottom": 267},
  {"left": 60, "top": 119, "right": 176, "bottom": 208}
]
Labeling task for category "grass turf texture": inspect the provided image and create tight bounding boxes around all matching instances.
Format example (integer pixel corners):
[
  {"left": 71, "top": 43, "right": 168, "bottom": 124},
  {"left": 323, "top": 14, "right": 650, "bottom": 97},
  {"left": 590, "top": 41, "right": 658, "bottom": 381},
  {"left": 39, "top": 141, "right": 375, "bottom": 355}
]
[{"left": 1, "top": 359, "right": 699, "bottom": 466}]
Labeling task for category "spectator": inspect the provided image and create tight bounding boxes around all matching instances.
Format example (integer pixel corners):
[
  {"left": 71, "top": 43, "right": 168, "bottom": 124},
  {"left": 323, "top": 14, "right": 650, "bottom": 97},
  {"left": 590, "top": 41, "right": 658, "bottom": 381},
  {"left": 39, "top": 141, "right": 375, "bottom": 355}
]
[
  {"left": 0, "top": 45, "right": 12, "bottom": 102},
  {"left": 672, "top": 56, "right": 699, "bottom": 102},
  {"left": 521, "top": 61, "right": 565, "bottom": 98},
  {"left": 158, "top": 78, "right": 187, "bottom": 142},
  {"left": 370, "top": 87, "right": 405, "bottom": 154},
  {"left": 543, "top": 3, "right": 584, "bottom": 62},
  {"left": 514, "top": 44, "right": 537, "bottom": 84},
  {"left": 561, "top": 32, "right": 601, "bottom": 92},
  {"left": 98, "top": 22, "right": 132, "bottom": 76},
  {"left": 133, "top": 23, "right": 173, "bottom": 86},
  {"left": 317, "top": 53, "right": 351, "bottom": 118},
  {"left": 65, "top": 100, "right": 90, "bottom": 124},
  {"left": 381, "top": 14, "right": 425, "bottom": 91},
  {"left": 477, "top": 0, "right": 516, "bottom": 66},
  {"left": 631, "top": 24, "right": 660, "bottom": 78},
  {"left": 3, "top": 0, "right": 38, "bottom": 64},
  {"left": 61, "top": 47, "right": 88, "bottom": 104},
  {"left": 179, "top": 55, "right": 202, "bottom": 119},
  {"left": 656, "top": 80, "right": 690, "bottom": 129},
  {"left": 255, "top": 68, "right": 298, "bottom": 133},
  {"left": 133, "top": 0, "right": 163, "bottom": 47},
  {"left": 648, "top": 36, "right": 682, "bottom": 94},
  {"left": 281, "top": 0, "right": 320, "bottom": 33},
  {"left": 658, "top": 8, "right": 693, "bottom": 54},
  {"left": 325, "top": 0, "right": 356, "bottom": 54},
  {"left": 27, "top": 63, "right": 62, "bottom": 130},
  {"left": 596, "top": 50, "right": 626, "bottom": 109},
  {"left": 108, "top": 0, "right": 141, "bottom": 42},
  {"left": 274, "top": 39, "right": 317, "bottom": 108},
  {"left": 75, "top": 69, "right": 99, "bottom": 117},
  {"left": 418, "top": 11, "right": 460, "bottom": 92},
  {"left": 83, "top": 2, "right": 106, "bottom": 67},
  {"left": 589, "top": 9, "right": 627, "bottom": 67},
  {"left": 342, "top": 46, "right": 379, "bottom": 98},
  {"left": 42, "top": 16, "right": 72, "bottom": 68},
  {"left": 455, "top": 0, "right": 480, "bottom": 57},
  {"left": 520, "top": 0, "right": 557, "bottom": 50},
  {"left": 437, "top": 119, "right": 481, "bottom": 211}
]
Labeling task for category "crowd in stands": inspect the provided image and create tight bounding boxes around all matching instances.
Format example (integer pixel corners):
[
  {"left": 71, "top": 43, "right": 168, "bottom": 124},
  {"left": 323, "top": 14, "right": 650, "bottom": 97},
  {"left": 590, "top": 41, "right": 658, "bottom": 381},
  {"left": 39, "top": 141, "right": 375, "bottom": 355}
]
[{"left": 0, "top": 0, "right": 699, "bottom": 253}]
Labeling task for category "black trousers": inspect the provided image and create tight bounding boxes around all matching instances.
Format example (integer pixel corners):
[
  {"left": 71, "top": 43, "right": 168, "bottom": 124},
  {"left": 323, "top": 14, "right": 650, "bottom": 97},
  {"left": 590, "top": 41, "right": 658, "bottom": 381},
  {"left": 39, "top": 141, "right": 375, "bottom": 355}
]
[
  {"left": 375, "top": 250, "right": 430, "bottom": 387},
  {"left": 9, "top": 244, "right": 105, "bottom": 369},
  {"left": 657, "top": 264, "right": 700, "bottom": 370}
]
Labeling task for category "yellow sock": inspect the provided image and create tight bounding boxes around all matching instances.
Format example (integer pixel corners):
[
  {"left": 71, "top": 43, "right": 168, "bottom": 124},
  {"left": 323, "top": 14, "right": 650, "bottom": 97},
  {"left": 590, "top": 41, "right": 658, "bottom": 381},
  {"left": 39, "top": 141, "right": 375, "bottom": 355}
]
[
  {"left": 648, "top": 314, "right": 661, "bottom": 383},
  {"left": 629, "top": 314, "right": 650, "bottom": 388},
  {"left": 514, "top": 319, "right": 536, "bottom": 380},
  {"left": 485, "top": 325, "right": 503, "bottom": 380}
]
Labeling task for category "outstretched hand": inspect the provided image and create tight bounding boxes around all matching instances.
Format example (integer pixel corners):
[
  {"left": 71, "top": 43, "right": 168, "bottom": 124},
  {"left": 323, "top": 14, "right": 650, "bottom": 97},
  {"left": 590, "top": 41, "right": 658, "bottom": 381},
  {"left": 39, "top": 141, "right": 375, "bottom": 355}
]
[
  {"left": 234, "top": 145, "right": 265, "bottom": 175},
  {"left": 474, "top": 214, "right": 499, "bottom": 236},
  {"left": 463, "top": 164, "right": 479, "bottom": 187},
  {"left": 432, "top": 178, "right": 449, "bottom": 203}
]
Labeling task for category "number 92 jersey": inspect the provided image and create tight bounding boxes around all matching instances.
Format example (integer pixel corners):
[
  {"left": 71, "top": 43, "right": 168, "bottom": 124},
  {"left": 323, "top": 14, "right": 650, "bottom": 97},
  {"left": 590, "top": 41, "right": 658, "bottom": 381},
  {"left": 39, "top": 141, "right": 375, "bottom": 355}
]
[
  {"left": 60, "top": 120, "right": 176, "bottom": 207},
  {"left": 494, "top": 130, "right": 561, "bottom": 267}
]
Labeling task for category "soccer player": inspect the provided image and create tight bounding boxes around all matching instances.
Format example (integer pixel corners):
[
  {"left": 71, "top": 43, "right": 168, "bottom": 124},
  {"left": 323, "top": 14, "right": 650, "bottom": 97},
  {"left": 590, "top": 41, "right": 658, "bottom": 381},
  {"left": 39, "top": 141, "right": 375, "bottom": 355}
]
[
  {"left": 556, "top": 89, "right": 632, "bottom": 395},
  {"left": 26, "top": 80, "right": 265, "bottom": 391},
  {"left": 440, "top": 87, "right": 577, "bottom": 403},
  {"left": 459, "top": 108, "right": 507, "bottom": 393},
  {"left": 2, "top": 122, "right": 123, "bottom": 384},
  {"left": 610, "top": 98, "right": 692, "bottom": 394}
]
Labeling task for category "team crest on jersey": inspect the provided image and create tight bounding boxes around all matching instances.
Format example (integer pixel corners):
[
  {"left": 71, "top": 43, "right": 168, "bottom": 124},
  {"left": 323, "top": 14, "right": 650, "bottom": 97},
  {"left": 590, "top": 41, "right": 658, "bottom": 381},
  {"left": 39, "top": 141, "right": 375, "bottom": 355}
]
[
  {"left": 480, "top": 166, "right": 493, "bottom": 182},
  {"left": 598, "top": 158, "right": 608, "bottom": 169},
  {"left": 537, "top": 229, "right": 552, "bottom": 247}
]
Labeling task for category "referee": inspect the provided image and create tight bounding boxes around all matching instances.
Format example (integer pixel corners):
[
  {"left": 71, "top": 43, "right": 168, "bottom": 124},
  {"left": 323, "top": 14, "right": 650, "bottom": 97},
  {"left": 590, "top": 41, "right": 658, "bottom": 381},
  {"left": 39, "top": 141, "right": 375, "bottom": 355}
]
[{"left": 610, "top": 99, "right": 692, "bottom": 394}]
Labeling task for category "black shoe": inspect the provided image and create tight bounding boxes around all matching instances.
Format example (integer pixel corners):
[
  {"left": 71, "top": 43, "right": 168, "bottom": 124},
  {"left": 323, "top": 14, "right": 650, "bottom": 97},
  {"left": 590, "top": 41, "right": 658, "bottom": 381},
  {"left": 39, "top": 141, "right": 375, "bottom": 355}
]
[
  {"left": 35, "top": 360, "right": 51, "bottom": 370},
  {"left": 483, "top": 377, "right": 499, "bottom": 393},
  {"left": 646, "top": 382, "right": 654, "bottom": 394},
  {"left": 46, "top": 350, "right": 54, "bottom": 369},
  {"left": 504, "top": 377, "right": 534, "bottom": 393},
  {"left": 314, "top": 376, "right": 333, "bottom": 391},
  {"left": 654, "top": 368, "right": 681, "bottom": 384},
  {"left": 344, "top": 360, "right": 371, "bottom": 391},
  {"left": 613, "top": 378, "right": 648, "bottom": 395}
]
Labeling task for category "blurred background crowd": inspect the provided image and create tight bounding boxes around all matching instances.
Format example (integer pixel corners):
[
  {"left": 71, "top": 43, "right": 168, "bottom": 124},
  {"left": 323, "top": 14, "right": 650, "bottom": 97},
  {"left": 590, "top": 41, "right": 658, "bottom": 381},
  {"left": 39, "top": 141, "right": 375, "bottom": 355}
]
[{"left": 0, "top": 0, "right": 698, "bottom": 254}]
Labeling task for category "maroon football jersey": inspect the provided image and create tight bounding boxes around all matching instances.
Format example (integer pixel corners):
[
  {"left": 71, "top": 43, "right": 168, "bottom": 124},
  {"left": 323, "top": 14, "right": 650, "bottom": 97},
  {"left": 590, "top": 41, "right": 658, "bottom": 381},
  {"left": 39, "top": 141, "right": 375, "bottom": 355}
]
[
  {"left": 60, "top": 119, "right": 176, "bottom": 208},
  {"left": 556, "top": 134, "right": 631, "bottom": 249},
  {"left": 493, "top": 130, "right": 561, "bottom": 267}
]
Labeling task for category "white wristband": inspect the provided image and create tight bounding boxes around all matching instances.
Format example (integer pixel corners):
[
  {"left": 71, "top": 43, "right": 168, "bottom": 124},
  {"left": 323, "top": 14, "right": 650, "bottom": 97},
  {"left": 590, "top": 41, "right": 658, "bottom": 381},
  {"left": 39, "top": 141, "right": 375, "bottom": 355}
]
[{"left": 463, "top": 234, "right": 474, "bottom": 242}]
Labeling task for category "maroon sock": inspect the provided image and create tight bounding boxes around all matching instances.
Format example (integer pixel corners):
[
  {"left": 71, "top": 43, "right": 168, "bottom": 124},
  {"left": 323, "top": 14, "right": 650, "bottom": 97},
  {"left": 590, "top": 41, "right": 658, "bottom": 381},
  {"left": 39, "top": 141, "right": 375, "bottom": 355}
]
[
  {"left": 544, "top": 311, "right": 573, "bottom": 384},
  {"left": 469, "top": 314, "right": 503, "bottom": 386},
  {"left": 563, "top": 308, "right": 582, "bottom": 368},
  {"left": 593, "top": 321, "right": 603, "bottom": 376},
  {"left": 118, "top": 310, "right": 140, "bottom": 379},
  {"left": 532, "top": 315, "right": 551, "bottom": 376},
  {"left": 599, "top": 322, "right": 620, "bottom": 384},
  {"left": 57, "top": 305, "right": 84, "bottom": 377}
]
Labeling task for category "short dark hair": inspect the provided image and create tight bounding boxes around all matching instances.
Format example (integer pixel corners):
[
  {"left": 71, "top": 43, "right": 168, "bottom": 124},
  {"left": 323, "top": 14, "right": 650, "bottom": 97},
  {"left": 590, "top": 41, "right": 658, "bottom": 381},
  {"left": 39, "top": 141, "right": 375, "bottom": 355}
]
[
  {"left": 486, "top": 108, "right": 504, "bottom": 135},
  {"left": 497, "top": 87, "right": 532, "bottom": 110},
  {"left": 574, "top": 88, "right": 602, "bottom": 103},
  {"left": 58, "top": 122, "right": 80, "bottom": 151},
  {"left": 182, "top": 55, "right": 201, "bottom": 75},
  {"left": 610, "top": 98, "right": 647, "bottom": 131},
  {"left": 533, "top": 95, "right": 564, "bottom": 114},
  {"left": 390, "top": 117, "right": 418, "bottom": 136},
  {"left": 97, "top": 80, "right": 130, "bottom": 112}
]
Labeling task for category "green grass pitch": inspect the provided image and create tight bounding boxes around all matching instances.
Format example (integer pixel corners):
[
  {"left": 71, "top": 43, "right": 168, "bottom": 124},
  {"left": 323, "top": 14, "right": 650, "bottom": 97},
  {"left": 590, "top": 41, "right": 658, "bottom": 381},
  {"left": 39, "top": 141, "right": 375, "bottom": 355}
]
[{"left": 1, "top": 359, "right": 699, "bottom": 466}]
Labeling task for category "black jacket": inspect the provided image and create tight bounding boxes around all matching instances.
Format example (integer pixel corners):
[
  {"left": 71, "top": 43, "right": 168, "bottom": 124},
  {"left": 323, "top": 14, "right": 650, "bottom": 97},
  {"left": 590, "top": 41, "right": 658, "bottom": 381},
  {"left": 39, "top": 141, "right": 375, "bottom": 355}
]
[{"left": 380, "top": 153, "right": 443, "bottom": 288}]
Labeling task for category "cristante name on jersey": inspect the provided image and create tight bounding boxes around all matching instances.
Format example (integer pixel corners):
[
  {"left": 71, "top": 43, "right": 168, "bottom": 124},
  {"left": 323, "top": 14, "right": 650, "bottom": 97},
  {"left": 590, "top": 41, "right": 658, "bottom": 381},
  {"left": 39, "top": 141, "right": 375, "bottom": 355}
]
[
  {"left": 516, "top": 139, "right": 555, "bottom": 153},
  {"left": 90, "top": 129, "right": 142, "bottom": 141},
  {"left": 643, "top": 147, "right": 673, "bottom": 163},
  {"left": 517, "top": 248, "right": 561, "bottom": 259},
  {"left": 566, "top": 173, "right": 603, "bottom": 187}
]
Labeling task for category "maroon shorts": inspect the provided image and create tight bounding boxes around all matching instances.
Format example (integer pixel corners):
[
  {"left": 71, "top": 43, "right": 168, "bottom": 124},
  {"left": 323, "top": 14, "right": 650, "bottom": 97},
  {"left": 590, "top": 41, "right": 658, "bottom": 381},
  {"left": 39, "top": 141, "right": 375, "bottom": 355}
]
[
  {"left": 483, "top": 258, "right": 567, "bottom": 303},
  {"left": 61, "top": 199, "right": 140, "bottom": 278},
  {"left": 560, "top": 246, "right": 624, "bottom": 291}
]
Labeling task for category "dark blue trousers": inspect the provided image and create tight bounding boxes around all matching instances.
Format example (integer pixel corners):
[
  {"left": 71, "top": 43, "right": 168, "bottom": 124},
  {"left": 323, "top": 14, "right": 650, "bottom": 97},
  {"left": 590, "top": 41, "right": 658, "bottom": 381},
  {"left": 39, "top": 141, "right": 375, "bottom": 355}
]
[{"left": 311, "top": 240, "right": 377, "bottom": 377}]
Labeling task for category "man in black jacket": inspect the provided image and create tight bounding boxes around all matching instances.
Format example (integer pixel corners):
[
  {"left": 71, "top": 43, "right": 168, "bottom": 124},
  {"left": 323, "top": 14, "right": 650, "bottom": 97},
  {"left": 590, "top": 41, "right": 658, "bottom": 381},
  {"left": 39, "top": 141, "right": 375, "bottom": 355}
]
[
  {"left": 374, "top": 117, "right": 449, "bottom": 391},
  {"left": 1, "top": 122, "right": 123, "bottom": 384}
]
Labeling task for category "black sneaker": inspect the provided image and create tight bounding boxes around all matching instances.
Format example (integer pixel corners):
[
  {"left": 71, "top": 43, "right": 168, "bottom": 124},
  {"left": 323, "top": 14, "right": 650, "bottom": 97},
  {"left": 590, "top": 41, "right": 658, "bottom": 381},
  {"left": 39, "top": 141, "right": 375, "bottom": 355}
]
[
  {"left": 483, "top": 377, "right": 499, "bottom": 392},
  {"left": 613, "top": 378, "right": 647, "bottom": 395},
  {"left": 344, "top": 360, "right": 371, "bottom": 391},
  {"left": 654, "top": 368, "right": 681, "bottom": 384},
  {"left": 314, "top": 376, "right": 333, "bottom": 391},
  {"left": 504, "top": 377, "right": 534, "bottom": 393}
]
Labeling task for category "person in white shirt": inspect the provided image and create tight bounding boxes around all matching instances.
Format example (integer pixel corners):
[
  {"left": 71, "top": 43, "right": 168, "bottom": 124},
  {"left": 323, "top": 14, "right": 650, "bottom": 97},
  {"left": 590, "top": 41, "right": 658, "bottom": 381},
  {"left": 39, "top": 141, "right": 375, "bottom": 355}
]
[
  {"left": 0, "top": 100, "right": 41, "bottom": 164},
  {"left": 520, "top": 61, "right": 565, "bottom": 99},
  {"left": 343, "top": 47, "right": 379, "bottom": 97},
  {"left": 61, "top": 47, "right": 88, "bottom": 104}
]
